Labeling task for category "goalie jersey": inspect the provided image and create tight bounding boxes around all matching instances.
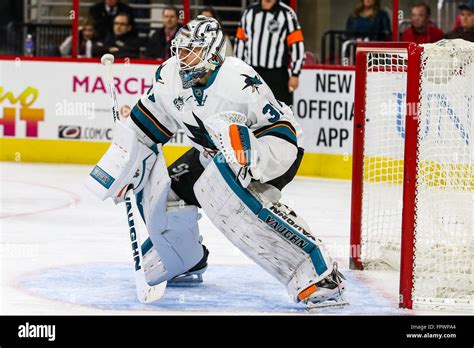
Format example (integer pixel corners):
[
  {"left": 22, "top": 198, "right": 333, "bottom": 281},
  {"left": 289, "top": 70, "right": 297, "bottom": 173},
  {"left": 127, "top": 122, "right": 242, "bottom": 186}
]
[{"left": 129, "top": 56, "right": 304, "bottom": 183}]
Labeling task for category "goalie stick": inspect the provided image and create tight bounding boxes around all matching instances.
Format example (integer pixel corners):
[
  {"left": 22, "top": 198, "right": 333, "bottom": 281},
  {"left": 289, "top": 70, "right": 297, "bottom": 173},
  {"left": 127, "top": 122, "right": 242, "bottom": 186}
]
[{"left": 101, "top": 54, "right": 167, "bottom": 303}]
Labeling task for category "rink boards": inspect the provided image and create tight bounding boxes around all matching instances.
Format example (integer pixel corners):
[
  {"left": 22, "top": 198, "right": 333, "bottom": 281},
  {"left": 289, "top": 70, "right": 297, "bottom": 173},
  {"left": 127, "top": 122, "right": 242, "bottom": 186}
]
[{"left": 0, "top": 57, "right": 355, "bottom": 179}]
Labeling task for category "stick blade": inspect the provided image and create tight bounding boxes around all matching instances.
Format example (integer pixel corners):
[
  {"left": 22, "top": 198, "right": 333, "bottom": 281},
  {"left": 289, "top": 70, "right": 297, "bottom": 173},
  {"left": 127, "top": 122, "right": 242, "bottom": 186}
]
[{"left": 136, "top": 273, "right": 167, "bottom": 303}]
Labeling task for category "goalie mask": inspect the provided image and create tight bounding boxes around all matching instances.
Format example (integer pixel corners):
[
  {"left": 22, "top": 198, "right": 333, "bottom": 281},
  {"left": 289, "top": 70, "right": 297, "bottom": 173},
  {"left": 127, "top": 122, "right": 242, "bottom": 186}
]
[{"left": 171, "top": 16, "right": 226, "bottom": 89}]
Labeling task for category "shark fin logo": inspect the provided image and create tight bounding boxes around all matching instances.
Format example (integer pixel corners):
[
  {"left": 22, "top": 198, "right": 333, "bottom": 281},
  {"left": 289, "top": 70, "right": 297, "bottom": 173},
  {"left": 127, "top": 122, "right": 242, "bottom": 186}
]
[
  {"left": 155, "top": 64, "right": 166, "bottom": 84},
  {"left": 183, "top": 112, "right": 216, "bottom": 150},
  {"left": 241, "top": 74, "right": 262, "bottom": 94}
]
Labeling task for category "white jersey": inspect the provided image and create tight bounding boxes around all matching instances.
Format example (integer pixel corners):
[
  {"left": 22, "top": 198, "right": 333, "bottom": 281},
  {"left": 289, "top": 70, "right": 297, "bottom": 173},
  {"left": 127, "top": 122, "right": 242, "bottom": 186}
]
[{"left": 129, "top": 56, "right": 304, "bottom": 182}]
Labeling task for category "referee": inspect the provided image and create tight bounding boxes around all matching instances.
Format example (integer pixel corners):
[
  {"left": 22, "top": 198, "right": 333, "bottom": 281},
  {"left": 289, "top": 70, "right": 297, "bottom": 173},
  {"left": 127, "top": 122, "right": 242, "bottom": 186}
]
[{"left": 234, "top": 0, "right": 305, "bottom": 106}]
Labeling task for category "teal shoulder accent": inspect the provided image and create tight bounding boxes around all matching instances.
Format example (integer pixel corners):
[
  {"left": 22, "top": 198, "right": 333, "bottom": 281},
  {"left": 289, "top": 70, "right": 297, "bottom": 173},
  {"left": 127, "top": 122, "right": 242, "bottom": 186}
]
[
  {"left": 191, "top": 66, "right": 221, "bottom": 93},
  {"left": 130, "top": 104, "right": 172, "bottom": 144},
  {"left": 155, "top": 64, "right": 166, "bottom": 83},
  {"left": 256, "top": 126, "right": 297, "bottom": 145},
  {"left": 205, "top": 65, "right": 221, "bottom": 89}
]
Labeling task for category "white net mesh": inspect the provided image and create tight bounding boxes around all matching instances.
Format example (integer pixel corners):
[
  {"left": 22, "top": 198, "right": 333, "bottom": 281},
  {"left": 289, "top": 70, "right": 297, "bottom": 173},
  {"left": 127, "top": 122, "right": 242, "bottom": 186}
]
[
  {"left": 361, "top": 51, "right": 407, "bottom": 269},
  {"left": 413, "top": 40, "right": 473, "bottom": 307},
  {"left": 360, "top": 40, "right": 474, "bottom": 308}
]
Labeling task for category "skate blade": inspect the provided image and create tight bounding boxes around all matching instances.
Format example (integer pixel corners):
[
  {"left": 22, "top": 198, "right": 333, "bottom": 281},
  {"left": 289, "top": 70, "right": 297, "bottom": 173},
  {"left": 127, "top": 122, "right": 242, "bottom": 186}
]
[
  {"left": 168, "top": 273, "right": 203, "bottom": 285},
  {"left": 306, "top": 296, "right": 349, "bottom": 310}
]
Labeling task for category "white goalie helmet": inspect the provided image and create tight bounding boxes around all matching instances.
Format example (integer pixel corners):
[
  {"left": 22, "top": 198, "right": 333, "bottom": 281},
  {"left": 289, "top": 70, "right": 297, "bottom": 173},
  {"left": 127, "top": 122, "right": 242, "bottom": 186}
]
[{"left": 171, "top": 15, "right": 227, "bottom": 89}]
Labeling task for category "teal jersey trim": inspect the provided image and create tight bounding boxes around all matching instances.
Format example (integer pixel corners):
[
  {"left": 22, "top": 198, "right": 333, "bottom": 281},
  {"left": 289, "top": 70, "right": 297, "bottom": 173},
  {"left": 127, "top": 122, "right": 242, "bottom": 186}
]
[
  {"left": 131, "top": 104, "right": 172, "bottom": 144},
  {"left": 192, "top": 66, "right": 221, "bottom": 106},
  {"left": 255, "top": 126, "right": 298, "bottom": 145}
]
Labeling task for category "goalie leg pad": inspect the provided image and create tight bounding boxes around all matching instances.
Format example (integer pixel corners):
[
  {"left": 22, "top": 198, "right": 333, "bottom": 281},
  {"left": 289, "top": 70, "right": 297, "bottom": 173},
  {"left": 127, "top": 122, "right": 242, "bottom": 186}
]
[
  {"left": 194, "top": 153, "right": 334, "bottom": 302},
  {"left": 144, "top": 205, "right": 204, "bottom": 285},
  {"left": 140, "top": 158, "right": 204, "bottom": 285}
]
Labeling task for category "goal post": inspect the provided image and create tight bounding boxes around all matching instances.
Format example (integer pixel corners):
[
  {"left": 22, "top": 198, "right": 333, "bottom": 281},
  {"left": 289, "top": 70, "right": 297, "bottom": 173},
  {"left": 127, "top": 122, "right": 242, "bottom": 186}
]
[
  {"left": 399, "top": 43, "right": 423, "bottom": 310},
  {"left": 350, "top": 42, "right": 415, "bottom": 273},
  {"left": 350, "top": 40, "right": 474, "bottom": 310}
]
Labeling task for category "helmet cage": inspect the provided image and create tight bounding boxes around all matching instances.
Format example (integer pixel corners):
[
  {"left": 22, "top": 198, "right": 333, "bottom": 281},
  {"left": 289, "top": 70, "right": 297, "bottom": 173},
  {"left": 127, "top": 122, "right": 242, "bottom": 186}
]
[{"left": 171, "top": 16, "right": 226, "bottom": 88}]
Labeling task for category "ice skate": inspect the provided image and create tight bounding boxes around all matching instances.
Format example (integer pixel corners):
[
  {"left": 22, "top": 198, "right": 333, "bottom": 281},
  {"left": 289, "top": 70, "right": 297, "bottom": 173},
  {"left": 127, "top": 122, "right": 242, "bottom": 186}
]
[
  {"left": 299, "top": 263, "right": 348, "bottom": 309},
  {"left": 169, "top": 245, "right": 209, "bottom": 284}
]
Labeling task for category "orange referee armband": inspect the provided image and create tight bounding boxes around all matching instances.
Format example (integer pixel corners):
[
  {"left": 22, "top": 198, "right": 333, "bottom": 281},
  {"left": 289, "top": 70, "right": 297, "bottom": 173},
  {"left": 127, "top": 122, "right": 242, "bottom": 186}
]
[
  {"left": 236, "top": 26, "right": 247, "bottom": 42},
  {"left": 287, "top": 29, "right": 304, "bottom": 46}
]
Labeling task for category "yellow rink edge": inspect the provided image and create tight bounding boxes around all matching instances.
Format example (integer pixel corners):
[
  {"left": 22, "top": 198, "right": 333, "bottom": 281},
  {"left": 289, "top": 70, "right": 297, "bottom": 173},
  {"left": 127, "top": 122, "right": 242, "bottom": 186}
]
[{"left": 0, "top": 138, "right": 354, "bottom": 180}]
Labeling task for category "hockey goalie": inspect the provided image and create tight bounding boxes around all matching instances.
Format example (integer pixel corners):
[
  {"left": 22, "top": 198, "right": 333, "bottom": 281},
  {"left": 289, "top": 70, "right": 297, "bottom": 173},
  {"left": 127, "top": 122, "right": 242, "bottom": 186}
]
[{"left": 86, "top": 16, "right": 346, "bottom": 308}]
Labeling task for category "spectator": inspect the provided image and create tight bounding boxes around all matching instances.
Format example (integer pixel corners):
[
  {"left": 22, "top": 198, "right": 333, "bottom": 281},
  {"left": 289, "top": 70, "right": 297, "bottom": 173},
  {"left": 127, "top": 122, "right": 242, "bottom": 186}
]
[
  {"left": 234, "top": 0, "right": 305, "bottom": 106},
  {"left": 94, "top": 12, "right": 140, "bottom": 58},
  {"left": 451, "top": 15, "right": 462, "bottom": 31},
  {"left": 144, "top": 6, "right": 181, "bottom": 60},
  {"left": 199, "top": 7, "right": 233, "bottom": 57},
  {"left": 59, "top": 20, "right": 100, "bottom": 57},
  {"left": 346, "top": 0, "right": 391, "bottom": 41},
  {"left": 401, "top": 2, "right": 444, "bottom": 44},
  {"left": 89, "top": 0, "right": 135, "bottom": 41},
  {"left": 445, "top": 0, "right": 474, "bottom": 42}
]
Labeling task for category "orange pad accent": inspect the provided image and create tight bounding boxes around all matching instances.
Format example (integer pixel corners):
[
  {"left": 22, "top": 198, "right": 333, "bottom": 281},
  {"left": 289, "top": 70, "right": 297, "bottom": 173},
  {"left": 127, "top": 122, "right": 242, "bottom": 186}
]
[
  {"left": 229, "top": 124, "right": 247, "bottom": 167},
  {"left": 298, "top": 284, "right": 318, "bottom": 301},
  {"left": 236, "top": 27, "right": 248, "bottom": 42},
  {"left": 287, "top": 29, "right": 304, "bottom": 46},
  {"left": 117, "top": 184, "right": 128, "bottom": 198}
]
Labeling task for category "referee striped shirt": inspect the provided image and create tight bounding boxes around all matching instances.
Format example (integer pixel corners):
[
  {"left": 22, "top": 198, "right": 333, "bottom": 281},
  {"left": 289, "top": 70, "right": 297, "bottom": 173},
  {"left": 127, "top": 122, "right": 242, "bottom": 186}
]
[{"left": 234, "top": 1, "right": 305, "bottom": 76}]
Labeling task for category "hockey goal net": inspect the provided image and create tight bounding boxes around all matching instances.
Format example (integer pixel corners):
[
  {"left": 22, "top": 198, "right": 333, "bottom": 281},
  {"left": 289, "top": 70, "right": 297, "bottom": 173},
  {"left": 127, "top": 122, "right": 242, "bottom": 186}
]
[{"left": 350, "top": 40, "right": 473, "bottom": 310}]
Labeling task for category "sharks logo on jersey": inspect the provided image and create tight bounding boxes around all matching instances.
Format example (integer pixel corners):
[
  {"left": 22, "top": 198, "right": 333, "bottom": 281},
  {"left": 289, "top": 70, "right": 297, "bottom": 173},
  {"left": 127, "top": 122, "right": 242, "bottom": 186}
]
[
  {"left": 147, "top": 64, "right": 166, "bottom": 103},
  {"left": 155, "top": 64, "right": 165, "bottom": 84},
  {"left": 241, "top": 74, "right": 262, "bottom": 94},
  {"left": 147, "top": 84, "right": 155, "bottom": 103},
  {"left": 183, "top": 113, "right": 217, "bottom": 150},
  {"left": 133, "top": 57, "right": 302, "bottom": 165}
]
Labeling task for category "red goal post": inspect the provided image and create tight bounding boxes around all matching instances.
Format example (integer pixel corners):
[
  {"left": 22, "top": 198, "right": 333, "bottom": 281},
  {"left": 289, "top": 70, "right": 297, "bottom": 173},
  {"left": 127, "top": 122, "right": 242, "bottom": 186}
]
[{"left": 350, "top": 41, "right": 474, "bottom": 310}]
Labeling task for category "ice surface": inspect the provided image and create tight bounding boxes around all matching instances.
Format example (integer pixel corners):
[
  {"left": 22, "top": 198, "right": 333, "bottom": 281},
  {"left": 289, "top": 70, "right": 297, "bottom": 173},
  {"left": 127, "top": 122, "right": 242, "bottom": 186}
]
[
  {"left": 0, "top": 162, "right": 460, "bottom": 315},
  {"left": 18, "top": 263, "right": 405, "bottom": 314}
]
